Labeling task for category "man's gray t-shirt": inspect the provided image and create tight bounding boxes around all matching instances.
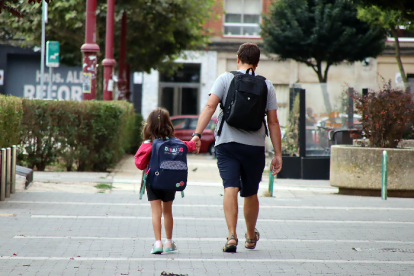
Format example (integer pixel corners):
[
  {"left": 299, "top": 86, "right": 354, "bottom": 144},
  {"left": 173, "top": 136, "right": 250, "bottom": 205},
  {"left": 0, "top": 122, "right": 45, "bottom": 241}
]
[{"left": 210, "top": 69, "right": 278, "bottom": 147}]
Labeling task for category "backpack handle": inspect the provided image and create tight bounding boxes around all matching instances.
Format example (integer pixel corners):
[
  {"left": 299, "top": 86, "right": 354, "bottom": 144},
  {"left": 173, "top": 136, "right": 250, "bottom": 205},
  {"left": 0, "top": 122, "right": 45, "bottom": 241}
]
[{"left": 246, "top": 68, "right": 255, "bottom": 76}]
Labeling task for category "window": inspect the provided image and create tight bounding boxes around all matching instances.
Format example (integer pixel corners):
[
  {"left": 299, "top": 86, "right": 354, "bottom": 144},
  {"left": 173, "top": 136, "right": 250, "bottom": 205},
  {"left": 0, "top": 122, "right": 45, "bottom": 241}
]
[
  {"left": 387, "top": 27, "right": 414, "bottom": 42},
  {"left": 188, "top": 118, "right": 215, "bottom": 130},
  {"left": 171, "top": 118, "right": 187, "bottom": 130},
  {"left": 224, "top": 0, "right": 261, "bottom": 37}
]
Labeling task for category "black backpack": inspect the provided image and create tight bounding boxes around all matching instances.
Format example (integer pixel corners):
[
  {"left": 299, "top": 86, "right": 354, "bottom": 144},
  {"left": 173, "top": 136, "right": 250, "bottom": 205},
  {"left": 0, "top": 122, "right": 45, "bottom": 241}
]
[{"left": 217, "top": 69, "right": 268, "bottom": 136}]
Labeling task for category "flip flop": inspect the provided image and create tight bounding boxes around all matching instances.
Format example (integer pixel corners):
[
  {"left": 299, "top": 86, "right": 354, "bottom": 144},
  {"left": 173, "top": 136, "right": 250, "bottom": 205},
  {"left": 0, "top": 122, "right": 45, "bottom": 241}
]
[
  {"left": 223, "top": 233, "right": 238, "bottom": 253},
  {"left": 245, "top": 228, "right": 260, "bottom": 249}
]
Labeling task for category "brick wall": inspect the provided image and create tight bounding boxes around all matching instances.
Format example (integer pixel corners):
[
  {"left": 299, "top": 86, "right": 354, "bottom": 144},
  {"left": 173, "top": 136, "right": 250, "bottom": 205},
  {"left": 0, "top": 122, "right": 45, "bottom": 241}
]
[
  {"left": 204, "top": 0, "right": 224, "bottom": 37},
  {"left": 204, "top": 0, "right": 276, "bottom": 38},
  {"left": 262, "top": 0, "right": 273, "bottom": 14}
]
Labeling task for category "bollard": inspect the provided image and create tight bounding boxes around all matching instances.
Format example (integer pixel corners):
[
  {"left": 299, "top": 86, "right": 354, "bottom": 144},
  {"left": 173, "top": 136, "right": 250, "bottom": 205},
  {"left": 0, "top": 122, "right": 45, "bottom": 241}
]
[
  {"left": 6, "top": 148, "right": 11, "bottom": 198},
  {"left": 381, "top": 150, "right": 388, "bottom": 200},
  {"left": 268, "top": 168, "right": 274, "bottom": 197},
  {"left": 11, "top": 146, "right": 16, "bottom": 194},
  {"left": 0, "top": 149, "right": 5, "bottom": 201}
]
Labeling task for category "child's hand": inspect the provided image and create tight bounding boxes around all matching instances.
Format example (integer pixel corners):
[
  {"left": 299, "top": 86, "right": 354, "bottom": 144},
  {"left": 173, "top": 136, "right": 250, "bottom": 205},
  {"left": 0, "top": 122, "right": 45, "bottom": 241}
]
[{"left": 191, "top": 136, "right": 201, "bottom": 153}]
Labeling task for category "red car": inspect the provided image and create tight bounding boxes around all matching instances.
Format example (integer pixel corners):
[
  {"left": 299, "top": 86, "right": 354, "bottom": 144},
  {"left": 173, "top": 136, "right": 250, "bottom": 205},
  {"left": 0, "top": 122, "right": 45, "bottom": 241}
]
[{"left": 170, "top": 115, "right": 217, "bottom": 154}]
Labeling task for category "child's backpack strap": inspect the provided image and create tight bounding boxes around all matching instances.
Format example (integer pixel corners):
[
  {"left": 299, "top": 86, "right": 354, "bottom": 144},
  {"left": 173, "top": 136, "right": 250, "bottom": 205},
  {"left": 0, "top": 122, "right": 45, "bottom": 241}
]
[{"left": 139, "top": 166, "right": 149, "bottom": 200}]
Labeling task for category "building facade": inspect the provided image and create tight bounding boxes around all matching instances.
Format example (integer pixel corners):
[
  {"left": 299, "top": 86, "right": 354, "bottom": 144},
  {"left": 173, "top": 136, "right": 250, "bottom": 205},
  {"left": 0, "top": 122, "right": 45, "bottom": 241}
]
[{"left": 141, "top": 0, "right": 414, "bottom": 127}]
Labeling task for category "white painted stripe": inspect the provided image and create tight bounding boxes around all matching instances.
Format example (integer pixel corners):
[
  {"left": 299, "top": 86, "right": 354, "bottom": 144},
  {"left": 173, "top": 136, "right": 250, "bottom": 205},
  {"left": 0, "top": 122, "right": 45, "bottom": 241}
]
[
  {"left": 13, "top": 235, "right": 414, "bottom": 244},
  {"left": 6, "top": 201, "right": 414, "bottom": 211},
  {"left": 30, "top": 215, "right": 414, "bottom": 224},
  {"left": 1, "top": 256, "right": 414, "bottom": 264},
  {"left": 112, "top": 180, "right": 336, "bottom": 192}
]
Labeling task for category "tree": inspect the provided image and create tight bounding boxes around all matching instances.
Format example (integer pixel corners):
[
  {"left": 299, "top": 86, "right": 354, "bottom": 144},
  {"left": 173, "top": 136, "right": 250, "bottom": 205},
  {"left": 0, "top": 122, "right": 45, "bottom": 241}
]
[
  {"left": 0, "top": 0, "right": 214, "bottom": 72},
  {"left": 352, "top": 0, "right": 414, "bottom": 21},
  {"left": 357, "top": 6, "right": 413, "bottom": 85},
  {"left": 261, "top": 0, "right": 386, "bottom": 113},
  {"left": 0, "top": 0, "right": 47, "bottom": 18}
]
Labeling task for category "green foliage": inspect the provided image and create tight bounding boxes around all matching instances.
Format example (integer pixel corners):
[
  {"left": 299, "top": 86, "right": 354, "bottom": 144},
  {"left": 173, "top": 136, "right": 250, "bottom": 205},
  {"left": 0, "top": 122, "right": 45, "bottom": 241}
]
[
  {"left": 261, "top": 0, "right": 386, "bottom": 83},
  {"left": 351, "top": 80, "right": 414, "bottom": 148},
  {"left": 0, "top": 0, "right": 215, "bottom": 72},
  {"left": 0, "top": 0, "right": 45, "bottom": 18},
  {"left": 357, "top": 5, "right": 413, "bottom": 85},
  {"left": 0, "top": 95, "right": 23, "bottom": 149},
  {"left": 282, "top": 94, "right": 300, "bottom": 156},
  {"left": 351, "top": 0, "right": 414, "bottom": 21},
  {"left": 18, "top": 100, "right": 135, "bottom": 171},
  {"left": 129, "top": 113, "right": 144, "bottom": 154},
  {"left": 357, "top": 6, "right": 409, "bottom": 30}
]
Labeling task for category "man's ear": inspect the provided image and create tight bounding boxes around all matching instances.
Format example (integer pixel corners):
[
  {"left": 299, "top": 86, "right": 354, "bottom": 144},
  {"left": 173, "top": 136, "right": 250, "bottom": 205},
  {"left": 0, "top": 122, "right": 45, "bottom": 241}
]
[{"left": 236, "top": 55, "right": 240, "bottom": 64}]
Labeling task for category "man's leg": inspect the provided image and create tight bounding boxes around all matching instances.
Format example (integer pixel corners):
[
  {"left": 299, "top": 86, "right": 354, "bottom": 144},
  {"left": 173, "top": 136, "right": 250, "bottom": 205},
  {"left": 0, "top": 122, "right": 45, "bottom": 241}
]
[
  {"left": 244, "top": 193, "right": 259, "bottom": 247},
  {"left": 223, "top": 187, "right": 239, "bottom": 244}
]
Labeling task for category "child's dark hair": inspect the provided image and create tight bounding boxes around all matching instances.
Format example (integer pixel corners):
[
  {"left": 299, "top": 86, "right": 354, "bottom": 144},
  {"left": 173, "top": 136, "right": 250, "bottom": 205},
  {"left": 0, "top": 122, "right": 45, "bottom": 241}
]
[{"left": 143, "top": 108, "right": 175, "bottom": 142}]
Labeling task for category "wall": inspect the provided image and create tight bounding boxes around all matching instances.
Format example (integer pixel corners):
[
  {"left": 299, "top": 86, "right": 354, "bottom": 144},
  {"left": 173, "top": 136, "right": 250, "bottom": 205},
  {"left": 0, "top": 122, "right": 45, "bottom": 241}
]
[
  {"left": 377, "top": 56, "right": 414, "bottom": 87},
  {"left": 0, "top": 45, "right": 36, "bottom": 95},
  {"left": 141, "top": 51, "right": 217, "bottom": 119},
  {"left": 4, "top": 53, "right": 83, "bottom": 100}
]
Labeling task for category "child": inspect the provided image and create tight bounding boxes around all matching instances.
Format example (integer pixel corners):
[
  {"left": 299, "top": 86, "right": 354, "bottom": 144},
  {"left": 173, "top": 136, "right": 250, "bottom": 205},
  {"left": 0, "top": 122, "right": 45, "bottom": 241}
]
[{"left": 135, "top": 108, "right": 198, "bottom": 254}]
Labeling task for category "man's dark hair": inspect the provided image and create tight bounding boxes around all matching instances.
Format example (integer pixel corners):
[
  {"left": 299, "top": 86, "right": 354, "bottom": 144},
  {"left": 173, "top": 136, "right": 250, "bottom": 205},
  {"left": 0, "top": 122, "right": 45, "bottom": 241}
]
[{"left": 236, "top": 43, "right": 260, "bottom": 66}]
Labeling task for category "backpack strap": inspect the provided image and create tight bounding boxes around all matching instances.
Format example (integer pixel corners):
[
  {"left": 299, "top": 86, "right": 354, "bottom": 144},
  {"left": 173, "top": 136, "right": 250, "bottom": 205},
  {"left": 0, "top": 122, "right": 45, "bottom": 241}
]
[
  {"left": 218, "top": 71, "right": 243, "bottom": 136},
  {"left": 263, "top": 118, "right": 269, "bottom": 136},
  {"left": 246, "top": 68, "right": 255, "bottom": 76}
]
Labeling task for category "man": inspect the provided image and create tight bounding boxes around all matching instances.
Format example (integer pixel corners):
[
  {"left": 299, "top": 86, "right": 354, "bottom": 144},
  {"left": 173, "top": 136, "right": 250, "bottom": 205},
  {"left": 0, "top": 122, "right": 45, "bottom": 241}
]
[{"left": 191, "top": 43, "right": 282, "bottom": 252}]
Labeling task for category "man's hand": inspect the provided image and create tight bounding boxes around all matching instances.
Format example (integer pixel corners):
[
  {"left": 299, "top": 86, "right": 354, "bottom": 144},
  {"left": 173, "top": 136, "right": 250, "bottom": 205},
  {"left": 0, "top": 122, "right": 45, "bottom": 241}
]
[
  {"left": 191, "top": 136, "right": 201, "bottom": 154},
  {"left": 271, "top": 154, "right": 282, "bottom": 176}
]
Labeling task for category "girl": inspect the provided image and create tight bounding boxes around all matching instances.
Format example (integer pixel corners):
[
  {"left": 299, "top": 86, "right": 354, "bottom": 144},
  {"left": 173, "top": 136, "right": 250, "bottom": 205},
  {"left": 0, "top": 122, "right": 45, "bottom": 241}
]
[{"left": 135, "top": 108, "right": 199, "bottom": 254}]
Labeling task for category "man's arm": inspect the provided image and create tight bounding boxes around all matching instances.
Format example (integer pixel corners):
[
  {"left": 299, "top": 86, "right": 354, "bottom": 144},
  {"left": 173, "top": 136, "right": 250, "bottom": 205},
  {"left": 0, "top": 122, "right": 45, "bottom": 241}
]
[
  {"left": 267, "top": 109, "right": 283, "bottom": 175},
  {"left": 191, "top": 94, "right": 221, "bottom": 153}
]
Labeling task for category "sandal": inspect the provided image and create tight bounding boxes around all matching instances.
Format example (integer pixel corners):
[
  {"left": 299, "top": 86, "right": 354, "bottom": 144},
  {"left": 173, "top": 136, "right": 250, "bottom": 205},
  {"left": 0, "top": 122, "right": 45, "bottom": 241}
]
[
  {"left": 245, "top": 228, "right": 260, "bottom": 249},
  {"left": 223, "top": 233, "right": 238, "bottom": 253}
]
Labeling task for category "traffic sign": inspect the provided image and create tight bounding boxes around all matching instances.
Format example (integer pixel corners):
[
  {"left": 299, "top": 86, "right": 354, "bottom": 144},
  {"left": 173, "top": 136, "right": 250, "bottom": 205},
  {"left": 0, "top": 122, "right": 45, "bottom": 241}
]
[{"left": 46, "top": 41, "right": 60, "bottom": 67}]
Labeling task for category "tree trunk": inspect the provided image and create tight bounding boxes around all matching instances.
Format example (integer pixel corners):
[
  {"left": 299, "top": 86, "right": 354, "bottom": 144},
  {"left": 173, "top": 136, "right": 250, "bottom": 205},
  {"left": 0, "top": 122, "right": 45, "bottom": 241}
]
[
  {"left": 391, "top": 29, "right": 408, "bottom": 86},
  {"left": 316, "top": 62, "right": 333, "bottom": 114}
]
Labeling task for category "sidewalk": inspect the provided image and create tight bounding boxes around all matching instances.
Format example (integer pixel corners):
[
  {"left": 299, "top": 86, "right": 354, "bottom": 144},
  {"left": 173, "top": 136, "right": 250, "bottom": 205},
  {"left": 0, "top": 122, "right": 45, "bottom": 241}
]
[
  {"left": 1, "top": 154, "right": 413, "bottom": 275},
  {"left": 31, "top": 154, "right": 337, "bottom": 197}
]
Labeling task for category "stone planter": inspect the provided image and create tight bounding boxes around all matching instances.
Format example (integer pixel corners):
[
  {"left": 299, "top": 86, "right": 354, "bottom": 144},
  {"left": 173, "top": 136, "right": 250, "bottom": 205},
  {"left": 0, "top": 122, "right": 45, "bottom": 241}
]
[
  {"left": 353, "top": 139, "right": 414, "bottom": 148},
  {"left": 330, "top": 145, "right": 414, "bottom": 197}
]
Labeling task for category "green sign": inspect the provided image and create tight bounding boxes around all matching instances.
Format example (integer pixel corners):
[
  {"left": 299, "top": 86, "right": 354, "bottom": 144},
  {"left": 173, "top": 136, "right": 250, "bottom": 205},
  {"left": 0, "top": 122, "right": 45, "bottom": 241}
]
[{"left": 46, "top": 41, "right": 60, "bottom": 67}]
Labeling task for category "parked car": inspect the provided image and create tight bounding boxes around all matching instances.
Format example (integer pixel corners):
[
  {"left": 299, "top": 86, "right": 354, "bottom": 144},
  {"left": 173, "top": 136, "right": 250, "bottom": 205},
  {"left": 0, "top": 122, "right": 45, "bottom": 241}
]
[
  {"left": 315, "top": 113, "right": 362, "bottom": 130},
  {"left": 170, "top": 115, "right": 217, "bottom": 154}
]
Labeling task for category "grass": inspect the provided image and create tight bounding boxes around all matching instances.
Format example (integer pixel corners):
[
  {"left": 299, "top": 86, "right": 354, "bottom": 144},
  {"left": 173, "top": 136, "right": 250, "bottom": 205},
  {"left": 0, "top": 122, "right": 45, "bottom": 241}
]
[
  {"left": 94, "top": 183, "right": 115, "bottom": 193},
  {"left": 95, "top": 183, "right": 113, "bottom": 190}
]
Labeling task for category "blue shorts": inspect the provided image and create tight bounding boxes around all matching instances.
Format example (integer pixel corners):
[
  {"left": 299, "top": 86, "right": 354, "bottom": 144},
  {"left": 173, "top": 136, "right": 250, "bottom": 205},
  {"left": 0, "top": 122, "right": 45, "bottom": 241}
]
[{"left": 215, "top": 142, "right": 265, "bottom": 197}]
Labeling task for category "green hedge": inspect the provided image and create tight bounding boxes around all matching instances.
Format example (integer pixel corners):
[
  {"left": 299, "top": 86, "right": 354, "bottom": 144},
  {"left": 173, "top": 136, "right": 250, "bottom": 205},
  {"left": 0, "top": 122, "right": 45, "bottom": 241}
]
[
  {"left": 129, "top": 113, "right": 144, "bottom": 154},
  {"left": 18, "top": 100, "right": 135, "bottom": 171},
  {"left": 0, "top": 95, "right": 23, "bottom": 149}
]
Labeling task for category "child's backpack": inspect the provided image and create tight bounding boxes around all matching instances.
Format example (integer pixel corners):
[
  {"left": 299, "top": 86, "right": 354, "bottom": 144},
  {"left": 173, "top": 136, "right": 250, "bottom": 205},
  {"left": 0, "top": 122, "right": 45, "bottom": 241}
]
[
  {"left": 217, "top": 69, "right": 268, "bottom": 136},
  {"left": 146, "top": 138, "right": 188, "bottom": 191}
]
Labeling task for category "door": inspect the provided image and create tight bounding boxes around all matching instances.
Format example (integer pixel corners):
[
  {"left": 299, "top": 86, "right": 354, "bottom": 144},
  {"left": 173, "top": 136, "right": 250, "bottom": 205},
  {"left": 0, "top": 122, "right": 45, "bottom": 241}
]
[{"left": 159, "top": 86, "right": 199, "bottom": 116}]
